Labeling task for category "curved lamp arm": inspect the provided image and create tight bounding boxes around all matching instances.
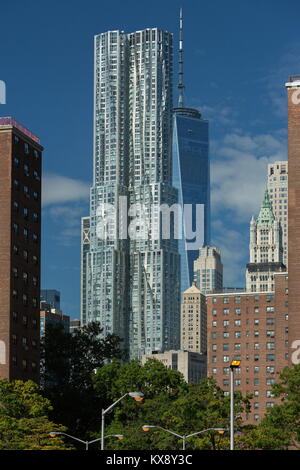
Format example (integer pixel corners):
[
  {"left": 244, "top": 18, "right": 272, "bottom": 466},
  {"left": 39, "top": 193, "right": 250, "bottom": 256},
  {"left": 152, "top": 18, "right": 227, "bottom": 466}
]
[
  {"left": 144, "top": 425, "right": 184, "bottom": 439},
  {"left": 185, "top": 428, "right": 226, "bottom": 439},
  {"left": 49, "top": 432, "right": 87, "bottom": 445}
]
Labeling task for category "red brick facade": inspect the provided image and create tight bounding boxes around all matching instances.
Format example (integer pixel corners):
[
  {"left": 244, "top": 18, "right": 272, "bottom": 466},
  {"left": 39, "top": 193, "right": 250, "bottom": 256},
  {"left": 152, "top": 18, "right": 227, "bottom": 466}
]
[
  {"left": 206, "top": 273, "right": 289, "bottom": 424},
  {"left": 286, "top": 78, "right": 300, "bottom": 365},
  {"left": 0, "top": 121, "right": 42, "bottom": 382}
]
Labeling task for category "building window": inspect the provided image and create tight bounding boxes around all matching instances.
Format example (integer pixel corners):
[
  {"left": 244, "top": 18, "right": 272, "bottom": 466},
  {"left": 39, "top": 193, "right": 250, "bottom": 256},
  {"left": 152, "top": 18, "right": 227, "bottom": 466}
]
[{"left": 266, "top": 354, "right": 275, "bottom": 362}]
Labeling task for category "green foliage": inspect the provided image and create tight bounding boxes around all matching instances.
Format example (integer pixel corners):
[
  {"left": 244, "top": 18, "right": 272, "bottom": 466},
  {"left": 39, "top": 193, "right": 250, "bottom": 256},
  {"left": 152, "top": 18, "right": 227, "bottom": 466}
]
[
  {"left": 237, "top": 364, "right": 300, "bottom": 449},
  {"left": 0, "top": 379, "right": 70, "bottom": 450},
  {"left": 93, "top": 360, "right": 250, "bottom": 450},
  {"left": 41, "top": 321, "right": 124, "bottom": 439},
  {"left": 0, "top": 379, "right": 52, "bottom": 418}
]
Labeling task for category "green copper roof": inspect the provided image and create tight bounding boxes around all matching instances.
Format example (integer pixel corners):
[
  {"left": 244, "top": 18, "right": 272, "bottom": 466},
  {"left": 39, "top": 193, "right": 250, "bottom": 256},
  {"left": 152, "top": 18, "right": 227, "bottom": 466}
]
[{"left": 256, "top": 189, "right": 275, "bottom": 227}]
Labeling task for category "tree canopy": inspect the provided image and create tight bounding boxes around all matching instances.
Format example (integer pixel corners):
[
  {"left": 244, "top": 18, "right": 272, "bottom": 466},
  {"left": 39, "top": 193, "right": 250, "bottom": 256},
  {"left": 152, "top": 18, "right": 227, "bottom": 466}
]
[{"left": 0, "top": 379, "right": 70, "bottom": 450}]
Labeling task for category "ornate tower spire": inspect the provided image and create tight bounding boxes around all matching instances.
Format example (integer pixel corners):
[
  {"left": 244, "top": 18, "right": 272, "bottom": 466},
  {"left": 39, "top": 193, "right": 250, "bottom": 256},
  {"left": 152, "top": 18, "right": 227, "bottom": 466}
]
[
  {"left": 178, "top": 8, "right": 185, "bottom": 107},
  {"left": 256, "top": 189, "right": 275, "bottom": 227}
]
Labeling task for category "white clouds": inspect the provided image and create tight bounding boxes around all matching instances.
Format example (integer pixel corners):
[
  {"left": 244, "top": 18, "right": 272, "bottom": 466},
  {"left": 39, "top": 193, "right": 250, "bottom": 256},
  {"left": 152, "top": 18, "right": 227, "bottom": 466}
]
[
  {"left": 42, "top": 173, "right": 90, "bottom": 206},
  {"left": 210, "top": 128, "right": 287, "bottom": 286},
  {"left": 212, "top": 219, "right": 248, "bottom": 286},
  {"left": 264, "top": 41, "right": 300, "bottom": 118},
  {"left": 211, "top": 130, "right": 287, "bottom": 222},
  {"left": 42, "top": 173, "right": 90, "bottom": 246}
]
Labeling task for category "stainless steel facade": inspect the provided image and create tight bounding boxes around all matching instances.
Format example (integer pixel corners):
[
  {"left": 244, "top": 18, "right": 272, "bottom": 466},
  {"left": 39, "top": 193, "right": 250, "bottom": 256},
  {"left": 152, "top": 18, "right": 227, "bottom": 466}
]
[{"left": 81, "top": 29, "right": 180, "bottom": 358}]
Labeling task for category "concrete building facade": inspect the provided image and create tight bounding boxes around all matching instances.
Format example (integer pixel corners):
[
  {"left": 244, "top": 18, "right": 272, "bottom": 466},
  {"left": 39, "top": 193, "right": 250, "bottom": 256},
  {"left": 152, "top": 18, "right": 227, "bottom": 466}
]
[
  {"left": 142, "top": 349, "right": 207, "bottom": 383},
  {"left": 267, "top": 161, "right": 288, "bottom": 267},
  {"left": 180, "top": 282, "right": 207, "bottom": 354},
  {"left": 194, "top": 246, "right": 223, "bottom": 294}
]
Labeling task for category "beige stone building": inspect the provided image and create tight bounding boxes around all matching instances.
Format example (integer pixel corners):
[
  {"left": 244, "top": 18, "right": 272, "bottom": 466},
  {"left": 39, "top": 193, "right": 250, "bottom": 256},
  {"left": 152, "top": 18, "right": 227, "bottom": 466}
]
[
  {"left": 180, "top": 283, "right": 207, "bottom": 354},
  {"left": 141, "top": 349, "right": 207, "bottom": 383},
  {"left": 267, "top": 161, "right": 288, "bottom": 267},
  {"left": 193, "top": 246, "right": 223, "bottom": 294},
  {"left": 246, "top": 190, "right": 286, "bottom": 292}
]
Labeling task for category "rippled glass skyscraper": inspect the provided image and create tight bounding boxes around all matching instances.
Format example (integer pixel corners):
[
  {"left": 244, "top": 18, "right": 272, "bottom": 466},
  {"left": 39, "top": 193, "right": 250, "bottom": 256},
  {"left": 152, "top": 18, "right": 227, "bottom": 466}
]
[
  {"left": 81, "top": 28, "right": 180, "bottom": 358},
  {"left": 172, "top": 10, "right": 210, "bottom": 293}
]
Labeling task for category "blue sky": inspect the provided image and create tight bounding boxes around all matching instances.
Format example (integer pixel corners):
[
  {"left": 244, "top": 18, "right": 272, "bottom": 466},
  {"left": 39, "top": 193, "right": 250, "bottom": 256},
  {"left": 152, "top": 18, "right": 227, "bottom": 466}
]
[{"left": 1, "top": 0, "right": 299, "bottom": 317}]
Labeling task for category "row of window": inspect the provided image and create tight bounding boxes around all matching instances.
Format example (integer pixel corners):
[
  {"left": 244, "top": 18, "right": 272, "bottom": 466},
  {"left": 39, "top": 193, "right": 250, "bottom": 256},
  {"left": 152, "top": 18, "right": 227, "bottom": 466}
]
[
  {"left": 12, "top": 245, "right": 38, "bottom": 263},
  {"left": 13, "top": 202, "right": 39, "bottom": 221},
  {"left": 12, "top": 223, "right": 39, "bottom": 242},
  {"left": 212, "top": 342, "right": 277, "bottom": 351},
  {"left": 212, "top": 354, "right": 280, "bottom": 362},
  {"left": 212, "top": 306, "right": 275, "bottom": 315},
  {"left": 12, "top": 312, "right": 38, "bottom": 327},
  {"left": 13, "top": 158, "right": 40, "bottom": 179},
  {"left": 12, "top": 268, "right": 38, "bottom": 285},
  {"left": 12, "top": 334, "right": 38, "bottom": 348},
  {"left": 222, "top": 378, "right": 275, "bottom": 392},
  {"left": 213, "top": 366, "right": 276, "bottom": 375},
  {"left": 12, "top": 291, "right": 39, "bottom": 307},
  {"left": 212, "top": 317, "right": 282, "bottom": 327},
  {"left": 13, "top": 179, "right": 39, "bottom": 200},
  {"left": 12, "top": 356, "right": 38, "bottom": 372},
  {"left": 212, "top": 295, "right": 275, "bottom": 304},
  {"left": 211, "top": 328, "right": 288, "bottom": 339},
  {"left": 14, "top": 135, "right": 41, "bottom": 160}
]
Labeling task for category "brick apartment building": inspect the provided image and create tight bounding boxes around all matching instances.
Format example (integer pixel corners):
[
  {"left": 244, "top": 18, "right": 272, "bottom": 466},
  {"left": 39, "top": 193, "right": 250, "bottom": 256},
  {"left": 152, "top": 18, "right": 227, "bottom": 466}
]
[
  {"left": 0, "top": 117, "right": 42, "bottom": 382},
  {"left": 206, "top": 273, "right": 289, "bottom": 424},
  {"left": 285, "top": 76, "right": 300, "bottom": 364}
]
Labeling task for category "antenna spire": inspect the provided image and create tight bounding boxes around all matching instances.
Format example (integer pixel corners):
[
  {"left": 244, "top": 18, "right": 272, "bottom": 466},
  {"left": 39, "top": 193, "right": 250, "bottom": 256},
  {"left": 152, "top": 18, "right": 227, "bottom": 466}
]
[{"left": 178, "top": 8, "right": 185, "bottom": 107}]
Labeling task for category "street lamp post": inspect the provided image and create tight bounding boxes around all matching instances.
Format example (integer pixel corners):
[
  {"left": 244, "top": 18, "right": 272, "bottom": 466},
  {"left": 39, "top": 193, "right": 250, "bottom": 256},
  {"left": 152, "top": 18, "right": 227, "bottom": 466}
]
[
  {"left": 142, "top": 425, "right": 226, "bottom": 450},
  {"left": 49, "top": 432, "right": 124, "bottom": 450},
  {"left": 230, "top": 360, "right": 241, "bottom": 451},
  {"left": 101, "top": 392, "right": 144, "bottom": 450}
]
